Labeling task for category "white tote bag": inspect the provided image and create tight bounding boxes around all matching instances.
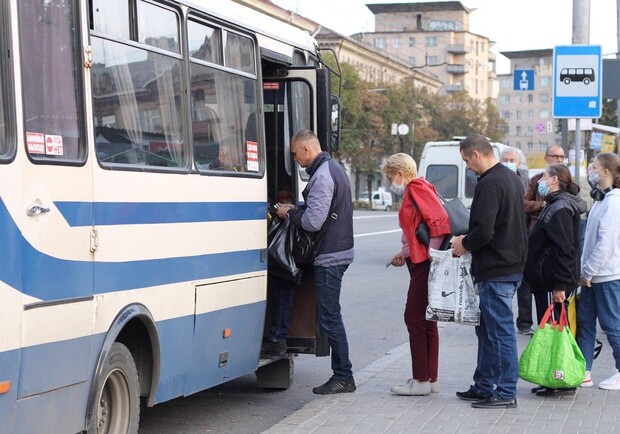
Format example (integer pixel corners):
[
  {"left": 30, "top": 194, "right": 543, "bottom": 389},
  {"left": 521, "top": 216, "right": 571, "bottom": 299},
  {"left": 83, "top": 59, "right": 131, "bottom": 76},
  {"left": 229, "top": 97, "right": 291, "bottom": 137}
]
[{"left": 426, "top": 249, "right": 479, "bottom": 326}]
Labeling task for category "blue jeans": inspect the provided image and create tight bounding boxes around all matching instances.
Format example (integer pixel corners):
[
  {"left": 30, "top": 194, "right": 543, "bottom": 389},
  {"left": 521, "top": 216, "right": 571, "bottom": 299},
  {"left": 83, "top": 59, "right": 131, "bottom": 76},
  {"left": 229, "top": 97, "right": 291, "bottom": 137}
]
[
  {"left": 473, "top": 280, "right": 519, "bottom": 399},
  {"left": 576, "top": 279, "right": 620, "bottom": 371},
  {"left": 267, "top": 277, "right": 295, "bottom": 342},
  {"left": 314, "top": 264, "right": 353, "bottom": 380}
]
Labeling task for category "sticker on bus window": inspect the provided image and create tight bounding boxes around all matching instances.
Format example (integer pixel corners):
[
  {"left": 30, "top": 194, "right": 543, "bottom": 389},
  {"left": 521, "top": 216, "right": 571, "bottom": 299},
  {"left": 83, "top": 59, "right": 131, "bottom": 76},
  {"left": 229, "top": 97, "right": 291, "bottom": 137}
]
[
  {"left": 246, "top": 141, "right": 259, "bottom": 172},
  {"left": 263, "top": 82, "right": 280, "bottom": 90},
  {"left": 45, "top": 134, "right": 64, "bottom": 156},
  {"left": 26, "top": 132, "right": 45, "bottom": 154}
]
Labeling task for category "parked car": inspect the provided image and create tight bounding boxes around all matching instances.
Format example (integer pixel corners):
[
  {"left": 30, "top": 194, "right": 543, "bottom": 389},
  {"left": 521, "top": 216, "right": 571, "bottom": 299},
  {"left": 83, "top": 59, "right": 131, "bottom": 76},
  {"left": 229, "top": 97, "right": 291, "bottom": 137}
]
[{"left": 358, "top": 189, "right": 393, "bottom": 211}]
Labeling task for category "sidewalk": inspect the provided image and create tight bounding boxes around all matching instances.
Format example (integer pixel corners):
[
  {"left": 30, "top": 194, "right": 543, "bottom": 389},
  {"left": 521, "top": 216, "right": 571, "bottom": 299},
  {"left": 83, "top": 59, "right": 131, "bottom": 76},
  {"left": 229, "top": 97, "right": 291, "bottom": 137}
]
[{"left": 264, "top": 322, "right": 620, "bottom": 434}]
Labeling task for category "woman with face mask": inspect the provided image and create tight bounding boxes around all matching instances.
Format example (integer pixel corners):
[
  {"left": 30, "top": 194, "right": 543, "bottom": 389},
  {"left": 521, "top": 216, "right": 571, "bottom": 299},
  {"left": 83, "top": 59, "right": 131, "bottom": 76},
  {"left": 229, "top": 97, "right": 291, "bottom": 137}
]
[
  {"left": 577, "top": 152, "right": 620, "bottom": 390},
  {"left": 523, "top": 164, "right": 587, "bottom": 396},
  {"left": 382, "top": 153, "right": 451, "bottom": 396}
]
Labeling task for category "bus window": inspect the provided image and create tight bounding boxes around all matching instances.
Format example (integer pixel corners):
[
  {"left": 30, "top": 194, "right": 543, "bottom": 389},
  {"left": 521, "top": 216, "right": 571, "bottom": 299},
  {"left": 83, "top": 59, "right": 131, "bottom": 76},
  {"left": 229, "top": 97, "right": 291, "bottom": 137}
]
[
  {"left": 90, "top": 2, "right": 187, "bottom": 169},
  {"left": 426, "top": 164, "right": 458, "bottom": 198},
  {"left": 224, "top": 31, "right": 255, "bottom": 75},
  {"left": 189, "top": 20, "right": 260, "bottom": 174},
  {"left": 289, "top": 80, "right": 312, "bottom": 180},
  {"left": 92, "top": 0, "right": 130, "bottom": 40},
  {"left": 0, "top": 4, "right": 10, "bottom": 159},
  {"left": 19, "top": 0, "right": 83, "bottom": 162},
  {"left": 138, "top": 1, "right": 180, "bottom": 53},
  {"left": 188, "top": 20, "right": 222, "bottom": 65}
]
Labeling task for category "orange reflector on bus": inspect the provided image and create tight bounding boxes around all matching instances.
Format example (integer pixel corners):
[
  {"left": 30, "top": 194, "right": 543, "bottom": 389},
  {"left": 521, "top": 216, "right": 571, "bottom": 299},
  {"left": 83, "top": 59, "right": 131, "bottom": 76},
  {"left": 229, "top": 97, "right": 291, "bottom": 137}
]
[
  {"left": 0, "top": 381, "right": 11, "bottom": 394},
  {"left": 223, "top": 328, "right": 232, "bottom": 339}
]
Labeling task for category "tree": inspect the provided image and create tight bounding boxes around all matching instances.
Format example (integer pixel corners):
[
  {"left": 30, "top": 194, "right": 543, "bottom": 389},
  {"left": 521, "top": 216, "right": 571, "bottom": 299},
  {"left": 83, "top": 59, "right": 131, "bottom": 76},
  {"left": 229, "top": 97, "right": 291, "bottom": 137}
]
[{"left": 600, "top": 98, "right": 618, "bottom": 127}]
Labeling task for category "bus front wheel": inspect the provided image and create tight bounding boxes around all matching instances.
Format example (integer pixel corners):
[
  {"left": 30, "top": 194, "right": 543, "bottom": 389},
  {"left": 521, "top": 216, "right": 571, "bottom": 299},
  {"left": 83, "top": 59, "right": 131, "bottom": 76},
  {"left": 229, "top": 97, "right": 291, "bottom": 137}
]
[{"left": 90, "top": 342, "right": 140, "bottom": 434}]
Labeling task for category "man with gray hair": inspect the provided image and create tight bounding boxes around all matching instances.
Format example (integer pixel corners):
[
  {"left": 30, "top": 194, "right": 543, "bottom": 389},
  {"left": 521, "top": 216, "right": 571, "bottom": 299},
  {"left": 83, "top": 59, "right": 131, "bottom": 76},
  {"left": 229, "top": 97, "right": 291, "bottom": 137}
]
[
  {"left": 276, "top": 129, "right": 355, "bottom": 395},
  {"left": 500, "top": 147, "right": 534, "bottom": 336}
]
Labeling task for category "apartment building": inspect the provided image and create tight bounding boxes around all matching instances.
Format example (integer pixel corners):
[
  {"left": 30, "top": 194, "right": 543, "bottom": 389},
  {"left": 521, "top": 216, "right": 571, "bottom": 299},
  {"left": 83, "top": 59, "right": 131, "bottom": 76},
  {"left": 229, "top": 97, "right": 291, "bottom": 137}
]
[
  {"left": 352, "top": 1, "right": 497, "bottom": 101},
  {"left": 497, "top": 49, "right": 560, "bottom": 163}
]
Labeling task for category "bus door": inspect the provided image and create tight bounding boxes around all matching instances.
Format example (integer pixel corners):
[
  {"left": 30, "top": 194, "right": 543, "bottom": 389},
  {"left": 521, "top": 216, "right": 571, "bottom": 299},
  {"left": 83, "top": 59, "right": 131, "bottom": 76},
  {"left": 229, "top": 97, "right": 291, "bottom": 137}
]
[
  {"left": 16, "top": 0, "right": 95, "bottom": 408},
  {"left": 262, "top": 67, "right": 332, "bottom": 358}
]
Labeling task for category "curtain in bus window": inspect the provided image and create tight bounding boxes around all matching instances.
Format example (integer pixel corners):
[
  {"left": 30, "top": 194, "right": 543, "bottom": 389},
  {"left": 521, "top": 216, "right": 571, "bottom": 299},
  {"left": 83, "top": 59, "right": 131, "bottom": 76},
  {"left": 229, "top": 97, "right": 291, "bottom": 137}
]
[
  {"left": 91, "top": 38, "right": 186, "bottom": 167},
  {"left": 190, "top": 62, "right": 258, "bottom": 173},
  {"left": 18, "top": 0, "right": 81, "bottom": 160}
]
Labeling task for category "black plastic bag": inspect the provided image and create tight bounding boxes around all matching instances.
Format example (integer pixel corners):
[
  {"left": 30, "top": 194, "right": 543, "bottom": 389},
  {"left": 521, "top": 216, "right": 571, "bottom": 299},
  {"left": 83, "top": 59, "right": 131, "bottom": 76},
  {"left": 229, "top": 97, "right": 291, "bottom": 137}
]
[{"left": 267, "top": 217, "right": 303, "bottom": 283}]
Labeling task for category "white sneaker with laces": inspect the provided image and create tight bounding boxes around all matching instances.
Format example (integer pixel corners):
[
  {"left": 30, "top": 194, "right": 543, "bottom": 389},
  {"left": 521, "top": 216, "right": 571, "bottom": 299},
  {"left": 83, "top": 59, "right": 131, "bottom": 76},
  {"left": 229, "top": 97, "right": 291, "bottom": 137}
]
[
  {"left": 390, "top": 378, "right": 431, "bottom": 396},
  {"left": 430, "top": 381, "right": 440, "bottom": 393},
  {"left": 599, "top": 370, "right": 620, "bottom": 390},
  {"left": 581, "top": 370, "right": 593, "bottom": 388}
]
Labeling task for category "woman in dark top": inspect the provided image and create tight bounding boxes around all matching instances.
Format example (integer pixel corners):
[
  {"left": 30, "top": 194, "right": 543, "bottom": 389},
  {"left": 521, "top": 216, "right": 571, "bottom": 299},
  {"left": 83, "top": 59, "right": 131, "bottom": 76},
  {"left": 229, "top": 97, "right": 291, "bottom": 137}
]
[{"left": 524, "top": 163, "right": 586, "bottom": 396}]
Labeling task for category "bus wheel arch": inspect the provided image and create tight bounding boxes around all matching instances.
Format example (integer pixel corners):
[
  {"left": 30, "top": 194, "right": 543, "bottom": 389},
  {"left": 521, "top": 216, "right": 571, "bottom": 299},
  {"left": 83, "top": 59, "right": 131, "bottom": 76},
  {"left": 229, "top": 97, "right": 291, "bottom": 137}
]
[{"left": 85, "top": 304, "right": 161, "bottom": 432}]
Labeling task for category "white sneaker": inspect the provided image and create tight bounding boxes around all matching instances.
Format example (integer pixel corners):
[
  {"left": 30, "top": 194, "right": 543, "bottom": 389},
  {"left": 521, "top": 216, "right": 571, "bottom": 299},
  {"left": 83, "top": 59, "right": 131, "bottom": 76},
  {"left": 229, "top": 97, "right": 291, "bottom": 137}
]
[
  {"left": 391, "top": 379, "right": 431, "bottom": 396},
  {"left": 581, "top": 371, "right": 593, "bottom": 388},
  {"left": 430, "top": 380, "right": 440, "bottom": 393},
  {"left": 599, "top": 370, "right": 620, "bottom": 390}
]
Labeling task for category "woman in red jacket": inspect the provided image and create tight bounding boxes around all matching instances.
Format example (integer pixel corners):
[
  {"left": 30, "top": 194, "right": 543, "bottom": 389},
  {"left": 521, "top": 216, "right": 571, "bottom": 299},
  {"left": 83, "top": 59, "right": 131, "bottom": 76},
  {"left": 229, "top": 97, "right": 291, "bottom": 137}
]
[{"left": 384, "top": 153, "right": 451, "bottom": 396}]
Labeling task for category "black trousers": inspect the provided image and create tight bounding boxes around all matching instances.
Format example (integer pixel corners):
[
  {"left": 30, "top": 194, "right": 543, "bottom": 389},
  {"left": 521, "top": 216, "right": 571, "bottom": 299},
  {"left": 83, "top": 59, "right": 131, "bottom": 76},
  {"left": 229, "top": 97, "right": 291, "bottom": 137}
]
[{"left": 516, "top": 280, "right": 533, "bottom": 330}]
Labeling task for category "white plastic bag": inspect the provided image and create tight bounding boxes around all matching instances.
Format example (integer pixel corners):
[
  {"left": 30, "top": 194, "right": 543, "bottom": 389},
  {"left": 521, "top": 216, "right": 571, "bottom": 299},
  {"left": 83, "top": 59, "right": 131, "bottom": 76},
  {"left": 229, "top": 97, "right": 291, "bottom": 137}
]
[{"left": 426, "top": 249, "right": 479, "bottom": 326}]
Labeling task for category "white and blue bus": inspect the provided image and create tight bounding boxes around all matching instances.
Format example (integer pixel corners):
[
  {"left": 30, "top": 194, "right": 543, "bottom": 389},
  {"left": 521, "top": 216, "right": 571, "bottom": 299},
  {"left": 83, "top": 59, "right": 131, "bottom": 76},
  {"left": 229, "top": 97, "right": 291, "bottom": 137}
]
[{"left": 0, "top": 0, "right": 340, "bottom": 432}]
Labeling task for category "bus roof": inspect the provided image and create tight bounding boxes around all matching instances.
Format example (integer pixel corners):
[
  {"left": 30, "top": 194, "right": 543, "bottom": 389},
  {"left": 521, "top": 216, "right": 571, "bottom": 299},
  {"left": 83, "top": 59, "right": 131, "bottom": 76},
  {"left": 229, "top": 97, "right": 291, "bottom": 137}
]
[{"left": 184, "top": 0, "right": 318, "bottom": 55}]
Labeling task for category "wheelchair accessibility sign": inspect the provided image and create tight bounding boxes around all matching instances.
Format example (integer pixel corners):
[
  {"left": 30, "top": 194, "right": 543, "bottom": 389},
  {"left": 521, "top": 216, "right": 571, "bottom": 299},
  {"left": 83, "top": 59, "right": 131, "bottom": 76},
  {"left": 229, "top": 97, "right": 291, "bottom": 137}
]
[{"left": 553, "top": 45, "right": 602, "bottom": 118}]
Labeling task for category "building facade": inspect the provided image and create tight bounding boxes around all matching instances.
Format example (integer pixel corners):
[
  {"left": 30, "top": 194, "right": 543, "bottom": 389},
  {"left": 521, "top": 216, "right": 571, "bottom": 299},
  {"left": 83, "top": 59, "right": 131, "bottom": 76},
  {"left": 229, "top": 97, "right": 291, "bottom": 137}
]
[
  {"left": 497, "top": 49, "right": 560, "bottom": 163},
  {"left": 352, "top": 1, "right": 497, "bottom": 101}
]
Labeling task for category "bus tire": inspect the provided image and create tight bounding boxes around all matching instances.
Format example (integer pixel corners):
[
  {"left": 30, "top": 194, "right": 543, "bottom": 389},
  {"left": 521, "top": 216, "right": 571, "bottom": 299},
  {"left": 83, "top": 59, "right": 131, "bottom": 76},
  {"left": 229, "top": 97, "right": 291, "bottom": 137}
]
[
  {"left": 583, "top": 78, "right": 590, "bottom": 85},
  {"left": 89, "top": 342, "right": 140, "bottom": 434},
  {"left": 563, "top": 78, "right": 571, "bottom": 85}
]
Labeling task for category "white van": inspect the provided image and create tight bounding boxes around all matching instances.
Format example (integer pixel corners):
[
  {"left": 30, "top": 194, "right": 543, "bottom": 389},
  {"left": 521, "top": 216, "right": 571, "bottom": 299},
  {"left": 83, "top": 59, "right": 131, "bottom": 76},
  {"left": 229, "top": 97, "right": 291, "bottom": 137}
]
[
  {"left": 418, "top": 138, "right": 527, "bottom": 208},
  {"left": 359, "top": 188, "right": 393, "bottom": 211}
]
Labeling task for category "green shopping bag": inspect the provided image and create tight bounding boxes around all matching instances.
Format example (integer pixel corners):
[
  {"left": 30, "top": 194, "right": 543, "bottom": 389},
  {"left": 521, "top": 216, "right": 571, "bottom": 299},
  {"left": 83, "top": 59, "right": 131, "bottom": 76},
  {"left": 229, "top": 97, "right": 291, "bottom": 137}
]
[{"left": 519, "top": 303, "right": 586, "bottom": 388}]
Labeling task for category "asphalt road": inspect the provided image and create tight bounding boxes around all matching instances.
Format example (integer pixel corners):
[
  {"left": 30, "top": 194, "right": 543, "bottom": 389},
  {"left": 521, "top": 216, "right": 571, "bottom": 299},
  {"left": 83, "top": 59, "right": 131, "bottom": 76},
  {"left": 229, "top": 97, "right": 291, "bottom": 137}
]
[{"left": 139, "top": 209, "right": 410, "bottom": 433}]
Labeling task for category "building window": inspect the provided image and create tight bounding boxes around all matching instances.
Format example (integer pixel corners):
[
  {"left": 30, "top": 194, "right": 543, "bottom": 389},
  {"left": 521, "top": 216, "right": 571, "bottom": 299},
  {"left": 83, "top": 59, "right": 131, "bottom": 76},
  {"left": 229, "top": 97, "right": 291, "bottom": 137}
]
[
  {"left": 527, "top": 125, "right": 534, "bottom": 134},
  {"left": 540, "top": 76, "right": 550, "bottom": 86},
  {"left": 408, "top": 37, "right": 416, "bottom": 47},
  {"left": 528, "top": 142, "right": 534, "bottom": 150},
  {"left": 427, "top": 56, "right": 439, "bottom": 65},
  {"left": 392, "top": 37, "right": 400, "bottom": 48},
  {"left": 409, "top": 56, "right": 416, "bottom": 66},
  {"left": 516, "top": 95, "right": 522, "bottom": 103},
  {"left": 528, "top": 94, "right": 534, "bottom": 103},
  {"left": 528, "top": 110, "right": 534, "bottom": 118},
  {"left": 515, "top": 142, "right": 522, "bottom": 149},
  {"left": 516, "top": 111, "right": 521, "bottom": 120},
  {"left": 425, "top": 36, "right": 437, "bottom": 47},
  {"left": 501, "top": 111, "right": 511, "bottom": 119},
  {"left": 374, "top": 37, "right": 385, "bottom": 49},
  {"left": 541, "top": 141, "right": 549, "bottom": 150},
  {"left": 502, "top": 95, "right": 510, "bottom": 104},
  {"left": 540, "top": 93, "right": 549, "bottom": 103},
  {"left": 516, "top": 125, "right": 522, "bottom": 135},
  {"left": 501, "top": 78, "right": 511, "bottom": 88},
  {"left": 540, "top": 110, "right": 549, "bottom": 118}
]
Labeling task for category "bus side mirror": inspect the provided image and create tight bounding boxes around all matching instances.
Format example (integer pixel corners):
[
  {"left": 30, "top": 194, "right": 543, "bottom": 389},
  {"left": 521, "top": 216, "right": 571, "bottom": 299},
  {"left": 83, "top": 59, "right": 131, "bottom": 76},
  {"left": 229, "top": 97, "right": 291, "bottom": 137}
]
[{"left": 330, "top": 95, "right": 341, "bottom": 153}]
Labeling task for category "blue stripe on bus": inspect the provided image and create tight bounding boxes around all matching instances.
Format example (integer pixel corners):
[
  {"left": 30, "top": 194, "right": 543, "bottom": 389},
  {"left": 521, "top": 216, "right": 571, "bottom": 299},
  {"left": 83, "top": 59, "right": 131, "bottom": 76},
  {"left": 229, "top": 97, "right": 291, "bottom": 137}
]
[
  {"left": 0, "top": 199, "right": 266, "bottom": 301},
  {"left": 54, "top": 201, "right": 267, "bottom": 226},
  {"left": 0, "top": 304, "right": 265, "bottom": 427}
]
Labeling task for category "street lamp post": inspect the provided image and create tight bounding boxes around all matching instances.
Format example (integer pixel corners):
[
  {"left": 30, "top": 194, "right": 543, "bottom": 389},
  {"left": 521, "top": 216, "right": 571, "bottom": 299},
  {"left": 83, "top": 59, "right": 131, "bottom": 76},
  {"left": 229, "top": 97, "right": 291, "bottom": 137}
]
[{"left": 391, "top": 123, "right": 409, "bottom": 153}]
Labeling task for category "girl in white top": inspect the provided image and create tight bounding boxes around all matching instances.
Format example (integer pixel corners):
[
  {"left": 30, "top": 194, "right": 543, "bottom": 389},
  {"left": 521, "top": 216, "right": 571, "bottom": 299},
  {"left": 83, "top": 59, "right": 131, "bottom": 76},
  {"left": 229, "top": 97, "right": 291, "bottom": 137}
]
[{"left": 576, "top": 152, "right": 620, "bottom": 390}]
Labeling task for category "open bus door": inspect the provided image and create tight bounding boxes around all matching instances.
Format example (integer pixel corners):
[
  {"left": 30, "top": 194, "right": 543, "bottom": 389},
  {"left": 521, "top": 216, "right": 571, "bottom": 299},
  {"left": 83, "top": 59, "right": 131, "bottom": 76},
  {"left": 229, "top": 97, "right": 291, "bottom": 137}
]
[{"left": 258, "top": 66, "right": 334, "bottom": 388}]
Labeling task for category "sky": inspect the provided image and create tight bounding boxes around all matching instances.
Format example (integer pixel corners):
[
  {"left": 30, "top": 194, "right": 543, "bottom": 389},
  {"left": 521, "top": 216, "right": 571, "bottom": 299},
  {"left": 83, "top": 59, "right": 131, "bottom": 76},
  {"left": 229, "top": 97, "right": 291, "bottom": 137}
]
[{"left": 271, "top": 0, "right": 618, "bottom": 74}]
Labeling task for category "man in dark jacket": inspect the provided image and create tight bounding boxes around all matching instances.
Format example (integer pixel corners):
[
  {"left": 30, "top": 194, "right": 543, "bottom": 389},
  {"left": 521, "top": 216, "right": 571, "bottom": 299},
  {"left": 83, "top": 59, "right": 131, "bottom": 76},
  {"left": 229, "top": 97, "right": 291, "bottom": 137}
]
[
  {"left": 452, "top": 134, "right": 527, "bottom": 409},
  {"left": 276, "top": 129, "right": 355, "bottom": 395}
]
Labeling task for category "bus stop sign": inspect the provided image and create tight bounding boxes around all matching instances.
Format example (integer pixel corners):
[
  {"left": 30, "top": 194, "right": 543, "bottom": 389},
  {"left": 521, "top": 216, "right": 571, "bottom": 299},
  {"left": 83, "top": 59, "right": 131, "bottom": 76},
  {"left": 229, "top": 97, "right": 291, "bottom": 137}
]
[{"left": 553, "top": 45, "right": 602, "bottom": 118}]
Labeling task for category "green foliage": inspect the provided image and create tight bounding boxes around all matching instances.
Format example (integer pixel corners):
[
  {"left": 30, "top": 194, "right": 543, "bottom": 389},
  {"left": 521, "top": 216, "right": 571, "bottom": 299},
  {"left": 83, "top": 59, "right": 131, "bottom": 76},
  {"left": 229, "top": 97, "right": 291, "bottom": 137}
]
[
  {"left": 335, "top": 62, "right": 507, "bottom": 183},
  {"left": 600, "top": 98, "right": 618, "bottom": 127}
]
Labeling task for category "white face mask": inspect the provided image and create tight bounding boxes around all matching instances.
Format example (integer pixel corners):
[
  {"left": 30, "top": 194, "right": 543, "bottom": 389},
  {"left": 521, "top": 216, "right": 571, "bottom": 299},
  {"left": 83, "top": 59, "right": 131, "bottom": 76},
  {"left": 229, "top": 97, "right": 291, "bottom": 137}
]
[
  {"left": 502, "top": 162, "right": 517, "bottom": 172},
  {"left": 389, "top": 180, "right": 406, "bottom": 196}
]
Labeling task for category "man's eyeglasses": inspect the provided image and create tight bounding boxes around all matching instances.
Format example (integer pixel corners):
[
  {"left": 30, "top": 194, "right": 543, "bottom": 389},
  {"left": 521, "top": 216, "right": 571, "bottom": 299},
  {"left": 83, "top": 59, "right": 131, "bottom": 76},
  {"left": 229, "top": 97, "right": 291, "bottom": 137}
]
[{"left": 546, "top": 154, "right": 565, "bottom": 159}]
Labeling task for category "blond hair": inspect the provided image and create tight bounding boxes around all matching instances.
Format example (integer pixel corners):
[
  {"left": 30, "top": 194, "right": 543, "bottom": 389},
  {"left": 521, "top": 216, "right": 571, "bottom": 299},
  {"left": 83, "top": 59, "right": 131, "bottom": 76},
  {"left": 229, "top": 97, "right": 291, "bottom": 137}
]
[{"left": 382, "top": 153, "right": 417, "bottom": 180}]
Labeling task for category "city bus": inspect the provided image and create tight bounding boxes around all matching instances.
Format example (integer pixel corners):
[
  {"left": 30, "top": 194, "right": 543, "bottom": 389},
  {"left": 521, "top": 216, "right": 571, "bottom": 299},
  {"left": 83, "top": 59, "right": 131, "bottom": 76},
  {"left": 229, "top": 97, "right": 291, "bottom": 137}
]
[{"left": 0, "top": 0, "right": 340, "bottom": 432}]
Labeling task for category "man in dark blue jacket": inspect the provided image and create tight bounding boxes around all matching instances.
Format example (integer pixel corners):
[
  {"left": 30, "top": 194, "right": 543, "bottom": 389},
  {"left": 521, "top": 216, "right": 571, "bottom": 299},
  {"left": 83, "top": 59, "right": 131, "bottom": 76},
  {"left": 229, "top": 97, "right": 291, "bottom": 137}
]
[
  {"left": 276, "top": 129, "right": 355, "bottom": 394},
  {"left": 452, "top": 134, "right": 527, "bottom": 409}
]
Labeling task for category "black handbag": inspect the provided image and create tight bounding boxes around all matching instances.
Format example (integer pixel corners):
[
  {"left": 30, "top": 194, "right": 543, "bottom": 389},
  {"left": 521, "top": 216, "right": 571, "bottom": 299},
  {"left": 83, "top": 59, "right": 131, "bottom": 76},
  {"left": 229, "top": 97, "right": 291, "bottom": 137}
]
[
  {"left": 408, "top": 190, "right": 470, "bottom": 248},
  {"left": 267, "top": 217, "right": 303, "bottom": 283}
]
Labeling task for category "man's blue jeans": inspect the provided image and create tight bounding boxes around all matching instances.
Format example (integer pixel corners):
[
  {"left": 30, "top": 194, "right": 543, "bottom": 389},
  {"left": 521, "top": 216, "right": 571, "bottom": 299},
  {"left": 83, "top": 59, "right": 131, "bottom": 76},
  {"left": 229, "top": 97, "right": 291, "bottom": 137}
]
[
  {"left": 473, "top": 280, "right": 519, "bottom": 399},
  {"left": 314, "top": 264, "right": 353, "bottom": 380},
  {"left": 576, "top": 279, "right": 620, "bottom": 371}
]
